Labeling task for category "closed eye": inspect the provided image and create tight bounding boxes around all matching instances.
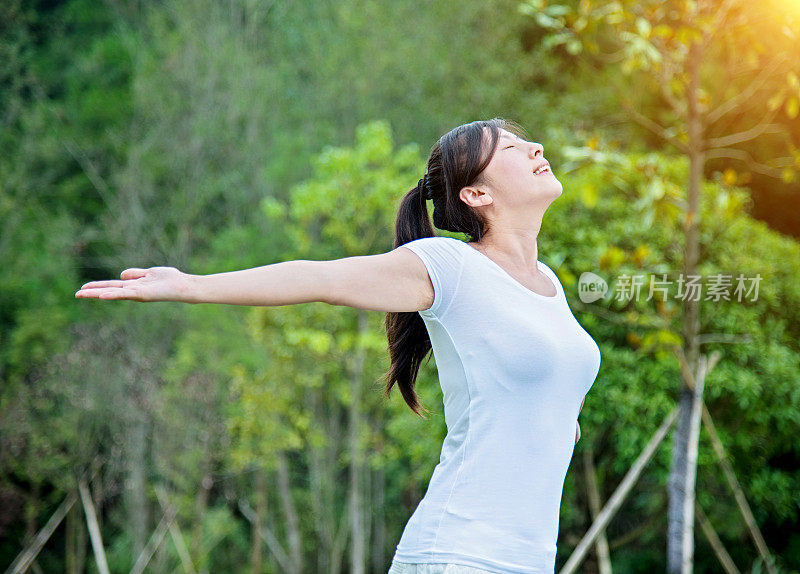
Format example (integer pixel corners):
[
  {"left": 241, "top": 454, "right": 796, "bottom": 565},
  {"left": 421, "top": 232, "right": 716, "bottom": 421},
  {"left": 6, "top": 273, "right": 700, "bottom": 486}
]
[{"left": 503, "top": 145, "right": 514, "bottom": 149}]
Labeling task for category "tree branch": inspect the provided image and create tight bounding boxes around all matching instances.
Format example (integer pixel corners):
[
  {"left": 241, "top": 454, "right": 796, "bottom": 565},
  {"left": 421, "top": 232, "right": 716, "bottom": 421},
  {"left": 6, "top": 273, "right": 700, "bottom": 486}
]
[
  {"left": 707, "top": 53, "right": 789, "bottom": 125},
  {"left": 769, "top": 156, "right": 798, "bottom": 168},
  {"left": 696, "top": 333, "right": 753, "bottom": 345},
  {"left": 706, "top": 115, "right": 786, "bottom": 148},
  {"left": 620, "top": 98, "right": 690, "bottom": 153},
  {"left": 574, "top": 51, "right": 688, "bottom": 153},
  {"left": 704, "top": 147, "right": 787, "bottom": 178},
  {"left": 700, "top": 0, "right": 740, "bottom": 48}
]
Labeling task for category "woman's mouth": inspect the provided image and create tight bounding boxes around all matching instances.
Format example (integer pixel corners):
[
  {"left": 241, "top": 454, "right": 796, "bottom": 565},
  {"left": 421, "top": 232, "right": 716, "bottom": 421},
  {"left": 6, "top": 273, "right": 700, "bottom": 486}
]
[{"left": 533, "top": 163, "right": 551, "bottom": 176}]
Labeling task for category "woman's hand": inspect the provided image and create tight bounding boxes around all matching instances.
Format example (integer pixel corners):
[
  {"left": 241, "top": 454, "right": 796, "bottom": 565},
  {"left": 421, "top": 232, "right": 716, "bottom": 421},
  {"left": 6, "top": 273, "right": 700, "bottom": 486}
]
[
  {"left": 75, "top": 267, "right": 195, "bottom": 303},
  {"left": 575, "top": 421, "right": 581, "bottom": 445}
]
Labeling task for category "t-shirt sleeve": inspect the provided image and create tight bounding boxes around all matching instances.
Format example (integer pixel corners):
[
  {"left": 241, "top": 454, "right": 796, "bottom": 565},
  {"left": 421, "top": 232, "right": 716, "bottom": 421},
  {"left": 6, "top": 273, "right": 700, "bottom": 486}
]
[{"left": 399, "top": 236, "right": 466, "bottom": 319}]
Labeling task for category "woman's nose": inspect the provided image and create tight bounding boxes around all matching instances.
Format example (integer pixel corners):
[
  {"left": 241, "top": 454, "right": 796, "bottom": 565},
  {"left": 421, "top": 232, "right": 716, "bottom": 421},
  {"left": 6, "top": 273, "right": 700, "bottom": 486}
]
[{"left": 528, "top": 143, "right": 543, "bottom": 158}]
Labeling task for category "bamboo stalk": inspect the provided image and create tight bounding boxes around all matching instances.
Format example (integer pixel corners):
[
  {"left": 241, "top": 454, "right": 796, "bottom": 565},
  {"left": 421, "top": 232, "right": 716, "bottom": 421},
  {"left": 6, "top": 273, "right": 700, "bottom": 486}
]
[
  {"left": 79, "top": 477, "right": 110, "bottom": 574},
  {"left": 238, "top": 499, "right": 292, "bottom": 572},
  {"left": 680, "top": 349, "right": 775, "bottom": 573},
  {"left": 5, "top": 491, "right": 77, "bottom": 574},
  {"left": 695, "top": 500, "right": 740, "bottom": 574},
  {"left": 129, "top": 512, "right": 172, "bottom": 574},
  {"left": 701, "top": 405, "right": 777, "bottom": 574},
  {"left": 154, "top": 486, "right": 197, "bottom": 574},
  {"left": 583, "top": 446, "right": 613, "bottom": 574},
  {"left": 559, "top": 406, "right": 679, "bottom": 574}
]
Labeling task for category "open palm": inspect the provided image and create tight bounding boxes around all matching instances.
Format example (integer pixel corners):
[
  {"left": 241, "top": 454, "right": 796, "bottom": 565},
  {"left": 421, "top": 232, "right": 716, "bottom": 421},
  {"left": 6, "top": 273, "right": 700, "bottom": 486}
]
[{"left": 75, "top": 266, "right": 190, "bottom": 302}]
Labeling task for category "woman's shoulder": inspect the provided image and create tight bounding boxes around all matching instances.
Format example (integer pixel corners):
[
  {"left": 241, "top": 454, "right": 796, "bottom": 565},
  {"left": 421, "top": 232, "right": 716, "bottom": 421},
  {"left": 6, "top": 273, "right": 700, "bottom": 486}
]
[
  {"left": 399, "top": 235, "right": 468, "bottom": 268},
  {"left": 401, "top": 235, "right": 466, "bottom": 249}
]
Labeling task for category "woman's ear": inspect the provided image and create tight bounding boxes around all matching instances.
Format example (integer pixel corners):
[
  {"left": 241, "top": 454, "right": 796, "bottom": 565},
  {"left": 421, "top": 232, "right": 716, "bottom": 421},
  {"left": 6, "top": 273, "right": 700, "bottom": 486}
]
[{"left": 459, "top": 185, "right": 493, "bottom": 208}]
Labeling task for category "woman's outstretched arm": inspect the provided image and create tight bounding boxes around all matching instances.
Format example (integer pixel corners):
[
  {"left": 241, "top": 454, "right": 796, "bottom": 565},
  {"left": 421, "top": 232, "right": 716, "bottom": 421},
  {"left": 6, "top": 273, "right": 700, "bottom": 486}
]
[
  {"left": 74, "top": 247, "right": 434, "bottom": 312},
  {"left": 74, "top": 261, "right": 328, "bottom": 306}
]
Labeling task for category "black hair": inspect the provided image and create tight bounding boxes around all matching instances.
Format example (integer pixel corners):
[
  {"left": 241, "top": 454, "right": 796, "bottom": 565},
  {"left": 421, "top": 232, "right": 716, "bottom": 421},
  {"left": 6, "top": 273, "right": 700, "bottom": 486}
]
[{"left": 380, "top": 117, "right": 528, "bottom": 417}]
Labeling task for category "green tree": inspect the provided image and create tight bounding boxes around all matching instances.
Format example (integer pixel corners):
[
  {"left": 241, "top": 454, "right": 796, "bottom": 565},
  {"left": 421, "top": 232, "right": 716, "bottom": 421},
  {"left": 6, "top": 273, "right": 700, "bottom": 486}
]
[
  {"left": 227, "top": 120, "right": 426, "bottom": 572},
  {"left": 519, "top": 0, "right": 800, "bottom": 570},
  {"left": 544, "top": 145, "right": 800, "bottom": 571}
]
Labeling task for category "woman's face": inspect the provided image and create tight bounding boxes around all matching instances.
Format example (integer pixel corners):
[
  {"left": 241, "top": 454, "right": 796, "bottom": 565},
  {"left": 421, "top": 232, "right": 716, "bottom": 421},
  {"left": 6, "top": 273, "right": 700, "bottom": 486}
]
[{"left": 473, "top": 128, "right": 563, "bottom": 207}]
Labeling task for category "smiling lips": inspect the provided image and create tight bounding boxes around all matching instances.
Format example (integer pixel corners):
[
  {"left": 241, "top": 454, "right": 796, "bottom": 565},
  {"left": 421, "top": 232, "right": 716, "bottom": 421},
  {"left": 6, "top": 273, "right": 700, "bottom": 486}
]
[{"left": 533, "top": 162, "right": 551, "bottom": 176}]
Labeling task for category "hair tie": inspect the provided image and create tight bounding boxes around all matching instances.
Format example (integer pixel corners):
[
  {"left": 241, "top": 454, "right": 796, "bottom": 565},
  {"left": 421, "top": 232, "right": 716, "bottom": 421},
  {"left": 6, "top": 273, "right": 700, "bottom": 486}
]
[{"left": 418, "top": 174, "right": 433, "bottom": 200}]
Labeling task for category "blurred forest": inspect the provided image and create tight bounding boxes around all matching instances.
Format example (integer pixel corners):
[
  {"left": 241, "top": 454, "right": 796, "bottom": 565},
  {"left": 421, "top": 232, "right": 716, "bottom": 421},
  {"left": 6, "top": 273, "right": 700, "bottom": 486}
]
[{"left": 1, "top": 0, "right": 799, "bottom": 573}]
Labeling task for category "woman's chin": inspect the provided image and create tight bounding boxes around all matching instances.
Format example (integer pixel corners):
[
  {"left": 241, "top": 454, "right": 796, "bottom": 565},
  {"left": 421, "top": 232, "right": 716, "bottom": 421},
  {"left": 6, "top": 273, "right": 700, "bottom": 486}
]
[
  {"left": 547, "top": 179, "right": 563, "bottom": 197},
  {"left": 529, "top": 178, "right": 563, "bottom": 201}
]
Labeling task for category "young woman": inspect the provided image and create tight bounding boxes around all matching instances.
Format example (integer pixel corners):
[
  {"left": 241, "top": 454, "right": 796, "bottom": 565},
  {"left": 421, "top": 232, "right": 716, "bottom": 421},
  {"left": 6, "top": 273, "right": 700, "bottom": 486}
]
[{"left": 75, "top": 118, "right": 601, "bottom": 574}]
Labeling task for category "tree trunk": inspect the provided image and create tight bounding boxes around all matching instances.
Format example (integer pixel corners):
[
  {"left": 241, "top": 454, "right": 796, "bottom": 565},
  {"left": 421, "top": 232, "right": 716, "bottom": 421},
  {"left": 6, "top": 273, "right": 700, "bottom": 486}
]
[
  {"left": 66, "top": 502, "right": 87, "bottom": 574},
  {"left": 193, "top": 450, "right": 213, "bottom": 569},
  {"left": 128, "top": 416, "right": 149, "bottom": 560},
  {"left": 250, "top": 465, "right": 266, "bottom": 574},
  {"left": 24, "top": 483, "right": 43, "bottom": 574},
  {"left": 667, "top": 38, "right": 706, "bottom": 574},
  {"left": 348, "top": 311, "right": 369, "bottom": 574},
  {"left": 371, "top": 466, "right": 387, "bottom": 573},
  {"left": 308, "top": 386, "right": 332, "bottom": 573},
  {"left": 266, "top": 501, "right": 280, "bottom": 573},
  {"left": 308, "top": 381, "right": 348, "bottom": 574},
  {"left": 277, "top": 450, "right": 304, "bottom": 574}
]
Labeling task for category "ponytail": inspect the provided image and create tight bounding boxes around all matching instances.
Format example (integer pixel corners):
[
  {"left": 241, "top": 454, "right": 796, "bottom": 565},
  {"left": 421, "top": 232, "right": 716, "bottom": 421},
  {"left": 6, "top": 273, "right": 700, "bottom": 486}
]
[
  {"left": 379, "top": 118, "right": 527, "bottom": 417},
  {"left": 380, "top": 180, "right": 435, "bottom": 419}
]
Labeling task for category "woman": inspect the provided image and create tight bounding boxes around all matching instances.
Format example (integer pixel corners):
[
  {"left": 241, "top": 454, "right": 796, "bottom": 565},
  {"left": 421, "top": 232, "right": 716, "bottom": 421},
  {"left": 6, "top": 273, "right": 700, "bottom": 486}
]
[{"left": 75, "top": 118, "right": 601, "bottom": 574}]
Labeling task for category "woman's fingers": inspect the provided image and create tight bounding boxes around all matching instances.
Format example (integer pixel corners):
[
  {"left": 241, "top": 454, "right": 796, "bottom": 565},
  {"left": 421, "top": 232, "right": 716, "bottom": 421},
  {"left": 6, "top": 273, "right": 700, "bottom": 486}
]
[
  {"left": 98, "top": 288, "right": 139, "bottom": 300},
  {"left": 75, "top": 287, "right": 139, "bottom": 300},
  {"left": 80, "top": 280, "right": 126, "bottom": 289},
  {"left": 121, "top": 268, "right": 150, "bottom": 280},
  {"left": 76, "top": 266, "right": 180, "bottom": 302},
  {"left": 76, "top": 268, "right": 150, "bottom": 298},
  {"left": 75, "top": 287, "right": 110, "bottom": 298}
]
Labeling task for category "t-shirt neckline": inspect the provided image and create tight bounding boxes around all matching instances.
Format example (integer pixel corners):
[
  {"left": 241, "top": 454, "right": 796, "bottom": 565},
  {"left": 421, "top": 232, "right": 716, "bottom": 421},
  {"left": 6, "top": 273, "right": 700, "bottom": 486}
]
[{"left": 460, "top": 240, "right": 560, "bottom": 301}]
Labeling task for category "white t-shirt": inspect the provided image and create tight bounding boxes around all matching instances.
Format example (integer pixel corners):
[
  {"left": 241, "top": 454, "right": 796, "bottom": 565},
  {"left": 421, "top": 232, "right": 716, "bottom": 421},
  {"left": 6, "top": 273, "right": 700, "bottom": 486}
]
[{"left": 393, "top": 236, "right": 602, "bottom": 574}]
